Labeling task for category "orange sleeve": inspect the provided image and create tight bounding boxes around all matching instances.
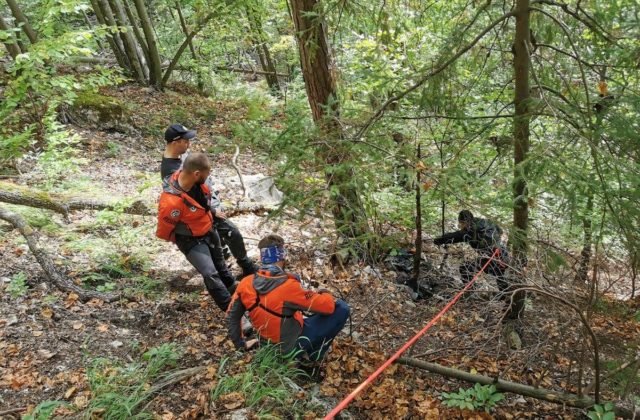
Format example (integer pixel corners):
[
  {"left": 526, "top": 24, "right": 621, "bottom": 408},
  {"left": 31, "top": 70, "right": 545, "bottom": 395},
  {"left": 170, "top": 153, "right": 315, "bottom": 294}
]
[
  {"left": 283, "top": 280, "right": 336, "bottom": 315},
  {"left": 156, "top": 195, "right": 181, "bottom": 242}
]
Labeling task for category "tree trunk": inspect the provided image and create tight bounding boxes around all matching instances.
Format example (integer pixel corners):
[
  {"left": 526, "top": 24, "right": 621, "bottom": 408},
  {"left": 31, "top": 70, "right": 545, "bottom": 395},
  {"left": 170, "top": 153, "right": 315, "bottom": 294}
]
[
  {"left": 0, "top": 15, "right": 22, "bottom": 58},
  {"left": 5, "top": 0, "right": 38, "bottom": 44},
  {"left": 123, "top": 1, "right": 150, "bottom": 64},
  {"left": 410, "top": 144, "right": 422, "bottom": 293},
  {"left": 0, "top": 206, "right": 120, "bottom": 302},
  {"left": 161, "top": 12, "right": 216, "bottom": 88},
  {"left": 92, "top": 0, "right": 131, "bottom": 72},
  {"left": 575, "top": 194, "right": 593, "bottom": 283},
  {"left": 133, "top": 0, "right": 163, "bottom": 89},
  {"left": 245, "top": 3, "right": 280, "bottom": 92},
  {"left": 108, "top": 0, "right": 147, "bottom": 84},
  {"left": 509, "top": 0, "right": 530, "bottom": 318},
  {"left": 175, "top": 1, "right": 203, "bottom": 91},
  {"left": 0, "top": 183, "right": 151, "bottom": 218},
  {"left": 289, "top": 0, "right": 370, "bottom": 249},
  {"left": 396, "top": 358, "right": 637, "bottom": 418}
]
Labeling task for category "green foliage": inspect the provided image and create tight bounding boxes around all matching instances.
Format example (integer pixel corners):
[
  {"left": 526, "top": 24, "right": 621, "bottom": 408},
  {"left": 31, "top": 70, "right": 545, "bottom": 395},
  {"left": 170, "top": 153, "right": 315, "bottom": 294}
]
[
  {"left": 23, "top": 400, "right": 69, "bottom": 420},
  {"left": 441, "top": 383, "right": 504, "bottom": 412},
  {"left": 211, "top": 344, "right": 316, "bottom": 417},
  {"left": 7, "top": 272, "right": 29, "bottom": 298},
  {"left": 85, "top": 343, "right": 183, "bottom": 419},
  {"left": 0, "top": 0, "right": 120, "bottom": 164},
  {"left": 587, "top": 402, "right": 616, "bottom": 420}
]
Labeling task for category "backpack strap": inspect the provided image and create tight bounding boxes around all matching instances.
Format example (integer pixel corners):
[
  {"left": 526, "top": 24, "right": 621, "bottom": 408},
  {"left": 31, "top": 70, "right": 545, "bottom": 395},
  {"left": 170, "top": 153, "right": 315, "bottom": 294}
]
[{"left": 246, "top": 275, "right": 293, "bottom": 319}]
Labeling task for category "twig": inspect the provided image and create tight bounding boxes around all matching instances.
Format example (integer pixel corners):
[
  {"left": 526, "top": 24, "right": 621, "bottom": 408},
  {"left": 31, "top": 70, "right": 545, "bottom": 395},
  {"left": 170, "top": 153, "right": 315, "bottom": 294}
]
[
  {"left": 499, "top": 285, "right": 600, "bottom": 403},
  {"left": 0, "top": 205, "right": 121, "bottom": 302},
  {"left": 231, "top": 145, "right": 247, "bottom": 198},
  {"left": 0, "top": 407, "right": 27, "bottom": 417}
]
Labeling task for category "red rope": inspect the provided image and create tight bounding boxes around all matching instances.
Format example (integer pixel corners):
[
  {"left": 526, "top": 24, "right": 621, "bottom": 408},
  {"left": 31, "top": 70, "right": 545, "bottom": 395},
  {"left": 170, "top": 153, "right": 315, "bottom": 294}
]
[{"left": 324, "top": 249, "right": 500, "bottom": 419}]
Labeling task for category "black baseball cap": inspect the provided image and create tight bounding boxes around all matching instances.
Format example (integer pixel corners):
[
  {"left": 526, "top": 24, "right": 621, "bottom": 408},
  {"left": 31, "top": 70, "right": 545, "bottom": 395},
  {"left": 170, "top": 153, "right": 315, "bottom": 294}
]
[{"left": 164, "top": 124, "right": 197, "bottom": 142}]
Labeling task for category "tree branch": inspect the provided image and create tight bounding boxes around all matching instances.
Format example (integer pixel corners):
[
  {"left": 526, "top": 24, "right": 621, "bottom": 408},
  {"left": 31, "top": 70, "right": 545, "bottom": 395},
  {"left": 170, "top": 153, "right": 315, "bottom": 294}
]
[
  {"left": 353, "top": 10, "right": 517, "bottom": 141},
  {"left": 0, "top": 205, "right": 120, "bottom": 302},
  {"left": 396, "top": 357, "right": 638, "bottom": 418}
]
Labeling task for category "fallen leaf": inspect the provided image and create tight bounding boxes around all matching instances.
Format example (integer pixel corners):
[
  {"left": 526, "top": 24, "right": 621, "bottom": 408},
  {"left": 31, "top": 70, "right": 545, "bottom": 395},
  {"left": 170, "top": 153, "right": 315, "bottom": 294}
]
[
  {"left": 37, "top": 349, "right": 56, "bottom": 360},
  {"left": 72, "top": 322, "right": 84, "bottom": 330},
  {"left": 32, "top": 330, "right": 44, "bottom": 337},
  {"left": 41, "top": 307, "right": 54, "bottom": 319},
  {"left": 65, "top": 293, "right": 79, "bottom": 308},
  {"left": 97, "top": 324, "right": 109, "bottom": 333},
  {"left": 110, "top": 340, "right": 123, "bottom": 348},
  {"left": 65, "top": 386, "right": 77, "bottom": 399}
]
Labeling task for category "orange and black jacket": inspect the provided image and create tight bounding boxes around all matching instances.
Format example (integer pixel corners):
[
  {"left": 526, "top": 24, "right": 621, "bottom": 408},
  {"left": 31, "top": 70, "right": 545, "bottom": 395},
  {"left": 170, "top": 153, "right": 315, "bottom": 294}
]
[
  {"left": 227, "top": 266, "right": 336, "bottom": 352},
  {"left": 156, "top": 170, "right": 213, "bottom": 242}
]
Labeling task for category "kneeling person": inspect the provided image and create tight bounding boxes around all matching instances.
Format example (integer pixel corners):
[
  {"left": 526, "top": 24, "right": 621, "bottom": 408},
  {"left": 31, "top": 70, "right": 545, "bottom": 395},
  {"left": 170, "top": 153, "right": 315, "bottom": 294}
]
[
  {"left": 156, "top": 153, "right": 236, "bottom": 311},
  {"left": 227, "top": 234, "right": 350, "bottom": 360}
]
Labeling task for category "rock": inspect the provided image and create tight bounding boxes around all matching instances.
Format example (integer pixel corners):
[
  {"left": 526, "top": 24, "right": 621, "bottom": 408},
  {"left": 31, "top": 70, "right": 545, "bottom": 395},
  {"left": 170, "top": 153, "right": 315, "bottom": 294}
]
[
  {"left": 69, "top": 91, "right": 135, "bottom": 134},
  {"left": 5, "top": 315, "right": 19, "bottom": 326},
  {"left": 110, "top": 340, "right": 124, "bottom": 348},
  {"left": 242, "top": 174, "right": 283, "bottom": 205},
  {"left": 227, "top": 408, "right": 250, "bottom": 420}
]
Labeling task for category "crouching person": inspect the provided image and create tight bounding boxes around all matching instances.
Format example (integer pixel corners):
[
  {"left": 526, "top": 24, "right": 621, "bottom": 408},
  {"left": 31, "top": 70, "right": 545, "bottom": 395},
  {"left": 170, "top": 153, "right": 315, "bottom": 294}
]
[{"left": 227, "top": 234, "right": 350, "bottom": 362}]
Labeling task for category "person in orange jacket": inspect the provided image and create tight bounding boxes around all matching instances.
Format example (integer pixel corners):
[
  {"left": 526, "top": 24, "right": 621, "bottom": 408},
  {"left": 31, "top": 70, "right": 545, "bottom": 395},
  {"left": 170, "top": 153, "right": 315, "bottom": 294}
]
[
  {"left": 156, "top": 152, "right": 237, "bottom": 311},
  {"left": 227, "top": 234, "right": 350, "bottom": 359}
]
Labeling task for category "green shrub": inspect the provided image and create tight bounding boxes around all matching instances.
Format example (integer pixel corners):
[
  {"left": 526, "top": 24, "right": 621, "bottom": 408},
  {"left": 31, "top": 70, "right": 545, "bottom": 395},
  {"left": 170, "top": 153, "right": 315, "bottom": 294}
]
[
  {"left": 587, "top": 402, "right": 616, "bottom": 420},
  {"left": 7, "top": 272, "right": 28, "bottom": 298},
  {"left": 23, "top": 400, "right": 69, "bottom": 420},
  {"left": 441, "top": 383, "right": 504, "bottom": 412}
]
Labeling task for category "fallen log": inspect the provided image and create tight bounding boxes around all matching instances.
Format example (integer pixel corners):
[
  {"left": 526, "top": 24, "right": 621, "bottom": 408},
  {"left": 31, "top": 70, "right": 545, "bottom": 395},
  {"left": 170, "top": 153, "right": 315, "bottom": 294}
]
[
  {"left": 396, "top": 357, "right": 638, "bottom": 419},
  {"left": 0, "top": 182, "right": 151, "bottom": 219},
  {"left": 0, "top": 205, "right": 120, "bottom": 302}
]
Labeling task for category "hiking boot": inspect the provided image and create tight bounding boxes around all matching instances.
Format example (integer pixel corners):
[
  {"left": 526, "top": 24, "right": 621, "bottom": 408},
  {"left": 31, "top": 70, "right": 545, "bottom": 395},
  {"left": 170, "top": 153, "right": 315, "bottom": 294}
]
[{"left": 297, "top": 358, "right": 323, "bottom": 382}]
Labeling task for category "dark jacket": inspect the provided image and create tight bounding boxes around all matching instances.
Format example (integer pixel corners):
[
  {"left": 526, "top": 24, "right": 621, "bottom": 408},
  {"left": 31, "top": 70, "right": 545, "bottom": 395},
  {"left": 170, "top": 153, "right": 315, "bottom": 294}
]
[{"left": 434, "top": 218, "right": 507, "bottom": 259}]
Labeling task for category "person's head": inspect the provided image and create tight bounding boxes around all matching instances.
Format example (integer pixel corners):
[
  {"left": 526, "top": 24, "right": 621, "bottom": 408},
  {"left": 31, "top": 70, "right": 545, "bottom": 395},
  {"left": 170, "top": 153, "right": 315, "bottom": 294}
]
[
  {"left": 164, "top": 124, "right": 196, "bottom": 155},
  {"left": 258, "top": 234, "right": 286, "bottom": 267},
  {"left": 182, "top": 152, "right": 210, "bottom": 185},
  {"left": 458, "top": 210, "right": 474, "bottom": 230}
]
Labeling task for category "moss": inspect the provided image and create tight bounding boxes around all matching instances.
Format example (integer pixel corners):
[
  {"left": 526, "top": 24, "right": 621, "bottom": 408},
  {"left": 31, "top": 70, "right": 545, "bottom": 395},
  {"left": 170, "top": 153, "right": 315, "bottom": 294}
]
[{"left": 70, "top": 91, "right": 134, "bottom": 132}]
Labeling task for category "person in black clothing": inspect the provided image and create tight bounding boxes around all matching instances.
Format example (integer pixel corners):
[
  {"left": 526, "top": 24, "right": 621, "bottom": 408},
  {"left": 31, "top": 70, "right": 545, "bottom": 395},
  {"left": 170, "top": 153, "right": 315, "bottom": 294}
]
[
  {"left": 161, "top": 124, "right": 258, "bottom": 279},
  {"left": 434, "top": 210, "right": 523, "bottom": 319}
]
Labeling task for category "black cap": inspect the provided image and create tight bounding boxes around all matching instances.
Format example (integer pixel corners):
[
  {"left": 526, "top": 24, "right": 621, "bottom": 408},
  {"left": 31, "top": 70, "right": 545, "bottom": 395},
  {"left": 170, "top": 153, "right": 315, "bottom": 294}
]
[{"left": 164, "top": 124, "right": 196, "bottom": 142}]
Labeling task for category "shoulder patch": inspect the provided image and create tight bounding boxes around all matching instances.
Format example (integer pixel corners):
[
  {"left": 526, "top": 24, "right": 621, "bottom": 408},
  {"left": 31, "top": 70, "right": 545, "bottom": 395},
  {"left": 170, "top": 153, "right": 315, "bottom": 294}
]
[{"left": 170, "top": 209, "right": 181, "bottom": 218}]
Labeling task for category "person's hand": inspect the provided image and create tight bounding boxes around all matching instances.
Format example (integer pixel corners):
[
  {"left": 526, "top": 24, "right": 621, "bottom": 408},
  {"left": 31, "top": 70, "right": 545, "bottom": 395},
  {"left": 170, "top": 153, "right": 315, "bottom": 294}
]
[
  {"left": 245, "top": 338, "right": 259, "bottom": 351},
  {"left": 215, "top": 209, "right": 227, "bottom": 219}
]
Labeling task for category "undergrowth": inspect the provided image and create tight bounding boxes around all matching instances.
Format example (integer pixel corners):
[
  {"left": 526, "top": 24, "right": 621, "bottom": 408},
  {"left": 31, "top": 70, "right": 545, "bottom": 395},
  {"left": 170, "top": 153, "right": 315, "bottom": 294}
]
[{"left": 211, "top": 344, "right": 319, "bottom": 417}]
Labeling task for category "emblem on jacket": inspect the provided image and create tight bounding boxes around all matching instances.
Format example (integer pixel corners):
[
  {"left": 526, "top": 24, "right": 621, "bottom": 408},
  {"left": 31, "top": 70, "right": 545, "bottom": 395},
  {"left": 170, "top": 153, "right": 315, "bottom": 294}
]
[{"left": 170, "top": 209, "right": 180, "bottom": 218}]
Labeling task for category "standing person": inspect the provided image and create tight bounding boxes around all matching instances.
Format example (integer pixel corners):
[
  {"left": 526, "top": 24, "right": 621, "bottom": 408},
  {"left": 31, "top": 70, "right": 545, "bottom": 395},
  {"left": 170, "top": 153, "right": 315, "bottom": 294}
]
[
  {"left": 227, "top": 234, "right": 350, "bottom": 362},
  {"left": 160, "top": 123, "right": 257, "bottom": 278},
  {"left": 434, "top": 210, "right": 523, "bottom": 319},
  {"left": 156, "top": 153, "right": 237, "bottom": 312}
]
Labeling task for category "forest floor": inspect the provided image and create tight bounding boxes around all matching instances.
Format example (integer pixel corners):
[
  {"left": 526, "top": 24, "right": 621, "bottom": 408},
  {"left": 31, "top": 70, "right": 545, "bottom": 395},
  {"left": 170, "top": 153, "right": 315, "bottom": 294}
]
[{"left": 1, "top": 85, "right": 639, "bottom": 419}]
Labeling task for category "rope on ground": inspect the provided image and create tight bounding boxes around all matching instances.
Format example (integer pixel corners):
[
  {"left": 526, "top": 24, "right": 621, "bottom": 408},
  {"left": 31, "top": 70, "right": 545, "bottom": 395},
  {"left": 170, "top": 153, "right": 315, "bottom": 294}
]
[{"left": 324, "top": 249, "right": 500, "bottom": 419}]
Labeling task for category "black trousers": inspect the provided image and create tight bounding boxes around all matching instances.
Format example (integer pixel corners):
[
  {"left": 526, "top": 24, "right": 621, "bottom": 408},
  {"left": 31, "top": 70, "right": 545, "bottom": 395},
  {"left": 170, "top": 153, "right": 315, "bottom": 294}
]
[
  {"left": 214, "top": 216, "right": 256, "bottom": 277},
  {"left": 176, "top": 230, "right": 236, "bottom": 311},
  {"left": 460, "top": 257, "right": 508, "bottom": 290},
  {"left": 460, "top": 256, "right": 524, "bottom": 320}
]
